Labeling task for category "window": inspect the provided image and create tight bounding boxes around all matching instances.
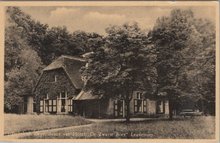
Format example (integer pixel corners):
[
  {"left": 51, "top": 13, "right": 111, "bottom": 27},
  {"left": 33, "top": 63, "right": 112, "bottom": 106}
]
[
  {"left": 157, "top": 100, "right": 165, "bottom": 114},
  {"left": 134, "top": 92, "right": 147, "bottom": 113},
  {"left": 59, "top": 91, "right": 67, "bottom": 112},
  {"left": 49, "top": 100, "right": 52, "bottom": 112},
  {"left": 143, "top": 100, "right": 147, "bottom": 113},
  {"left": 47, "top": 75, "right": 58, "bottom": 83},
  {"left": 68, "top": 99, "right": 73, "bottom": 112},
  {"left": 114, "top": 100, "right": 123, "bottom": 117},
  {"left": 61, "top": 99, "right": 66, "bottom": 112},
  {"left": 44, "top": 94, "right": 49, "bottom": 100},
  {"left": 134, "top": 99, "right": 142, "bottom": 113},
  {"left": 114, "top": 100, "right": 118, "bottom": 117},
  {"left": 48, "top": 99, "right": 57, "bottom": 113},
  {"left": 52, "top": 100, "right": 57, "bottom": 112},
  {"left": 40, "top": 100, "right": 44, "bottom": 112},
  {"left": 40, "top": 94, "right": 57, "bottom": 113},
  {"left": 136, "top": 92, "right": 143, "bottom": 99},
  {"left": 45, "top": 99, "right": 49, "bottom": 112},
  {"left": 61, "top": 92, "right": 66, "bottom": 98},
  {"left": 33, "top": 102, "right": 36, "bottom": 112},
  {"left": 54, "top": 75, "right": 57, "bottom": 82}
]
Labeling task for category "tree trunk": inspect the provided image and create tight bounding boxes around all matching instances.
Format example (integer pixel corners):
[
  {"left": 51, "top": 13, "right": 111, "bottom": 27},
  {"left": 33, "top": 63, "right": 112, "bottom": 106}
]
[
  {"left": 169, "top": 99, "right": 173, "bottom": 120},
  {"left": 125, "top": 97, "right": 130, "bottom": 123},
  {"left": 201, "top": 99, "right": 204, "bottom": 113}
]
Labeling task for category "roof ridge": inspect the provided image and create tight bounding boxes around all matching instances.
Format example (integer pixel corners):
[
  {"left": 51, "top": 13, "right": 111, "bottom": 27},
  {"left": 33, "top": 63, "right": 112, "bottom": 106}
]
[
  {"left": 43, "top": 55, "right": 85, "bottom": 71},
  {"left": 60, "top": 55, "right": 86, "bottom": 62}
]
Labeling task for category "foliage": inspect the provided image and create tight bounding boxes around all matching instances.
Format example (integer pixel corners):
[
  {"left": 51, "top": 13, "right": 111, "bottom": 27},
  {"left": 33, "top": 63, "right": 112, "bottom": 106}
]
[
  {"left": 5, "top": 7, "right": 44, "bottom": 112},
  {"left": 6, "top": 7, "right": 48, "bottom": 60},
  {"left": 81, "top": 22, "right": 155, "bottom": 121},
  {"left": 150, "top": 9, "right": 215, "bottom": 117},
  {"left": 4, "top": 48, "right": 44, "bottom": 112}
]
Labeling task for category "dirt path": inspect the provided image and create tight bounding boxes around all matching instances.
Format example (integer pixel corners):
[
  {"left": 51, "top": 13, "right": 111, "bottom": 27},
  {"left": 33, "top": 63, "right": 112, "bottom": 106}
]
[
  {"left": 87, "top": 118, "right": 154, "bottom": 122},
  {"left": 4, "top": 123, "right": 93, "bottom": 139}
]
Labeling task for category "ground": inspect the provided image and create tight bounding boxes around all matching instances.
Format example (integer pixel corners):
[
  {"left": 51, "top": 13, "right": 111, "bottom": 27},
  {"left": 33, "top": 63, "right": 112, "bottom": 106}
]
[
  {"left": 4, "top": 114, "right": 92, "bottom": 135},
  {"left": 4, "top": 114, "right": 215, "bottom": 139}
]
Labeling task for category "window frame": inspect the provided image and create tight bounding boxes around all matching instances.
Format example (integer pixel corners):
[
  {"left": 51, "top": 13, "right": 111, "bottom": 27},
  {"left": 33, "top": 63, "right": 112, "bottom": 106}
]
[
  {"left": 45, "top": 99, "right": 57, "bottom": 113},
  {"left": 134, "top": 91, "right": 147, "bottom": 113},
  {"left": 114, "top": 100, "right": 123, "bottom": 117},
  {"left": 54, "top": 75, "right": 57, "bottom": 82},
  {"left": 143, "top": 100, "right": 147, "bottom": 113},
  {"left": 157, "top": 100, "right": 165, "bottom": 114},
  {"left": 134, "top": 99, "right": 143, "bottom": 113},
  {"left": 44, "top": 99, "right": 49, "bottom": 112},
  {"left": 40, "top": 100, "right": 44, "bottom": 112},
  {"left": 59, "top": 91, "right": 67, "bottom": 112},
  {"left": 41, "top": 93, "right": 57, "bottom": 113},
  {"left": 52, "top": 99, "right": 57, "bottom": 113},
  {"left": 68, "top": 98, "right": 73, "bottom": 113}
]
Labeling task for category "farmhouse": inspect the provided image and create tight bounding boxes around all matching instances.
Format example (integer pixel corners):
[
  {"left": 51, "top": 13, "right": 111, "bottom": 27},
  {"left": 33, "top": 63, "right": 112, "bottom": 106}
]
[{"left": 30, "top": 55, "right": 169, "bottom": 118}]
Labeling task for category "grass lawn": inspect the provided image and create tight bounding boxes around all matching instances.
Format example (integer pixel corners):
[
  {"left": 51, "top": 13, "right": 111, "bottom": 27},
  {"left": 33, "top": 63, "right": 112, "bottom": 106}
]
[
  {"left": 22, "top": 116, "right": 215, "bottom": 139},
  {"left": 4, "top": 114, "right": 92, "bottom": 135}
]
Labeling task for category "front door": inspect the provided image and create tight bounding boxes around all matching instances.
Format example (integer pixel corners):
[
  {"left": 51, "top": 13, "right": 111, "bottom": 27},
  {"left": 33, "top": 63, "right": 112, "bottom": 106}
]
[
  {"left": 23, "top": 96, "right": 28, "bottom": 113},
  {"left": 61, "top": 98, "right": 66, "bottom": 112},
  {"left": 114, "top": 100, "right": 125, "bottom": 118},
  {"left": 74, "top": 101, "right": 85, "bottom": 116}
]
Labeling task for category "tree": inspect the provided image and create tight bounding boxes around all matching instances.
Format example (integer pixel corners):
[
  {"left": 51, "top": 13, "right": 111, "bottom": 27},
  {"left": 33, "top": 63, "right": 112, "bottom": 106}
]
[
  {"left": 6, "top": 7, "right": 103, "bottom": 65},
  {"left": 150, "top": 9, "right": 215, "bottom": 118},
  {"left": 5, "top": 47, "right": 44, "bottom": 112},
  {"left": 5, "top": 7, "right": 44, "bottom": 112},
  {"left": 81, "top": 22, "right": 154, "bottom": 122},
  {"left": 184, "top": 18, "right": 215, "bottom": 115},
  {"left": 6, "top": 7, "right": 48, "bottom": 59},
  {"left": 72, "top": 31, "right": 104, "bottom": 52}
]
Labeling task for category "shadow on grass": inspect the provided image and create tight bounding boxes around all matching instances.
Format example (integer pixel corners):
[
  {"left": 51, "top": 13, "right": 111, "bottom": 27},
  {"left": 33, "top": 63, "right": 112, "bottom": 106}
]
[{"left": 114, "top": 116, "right": 200, "bottom": 124}]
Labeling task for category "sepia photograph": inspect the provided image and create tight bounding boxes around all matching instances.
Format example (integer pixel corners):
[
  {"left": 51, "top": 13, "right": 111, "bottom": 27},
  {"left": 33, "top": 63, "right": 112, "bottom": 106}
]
[{"left": 1, "top": 1, "right": 219, "bottom": 141}]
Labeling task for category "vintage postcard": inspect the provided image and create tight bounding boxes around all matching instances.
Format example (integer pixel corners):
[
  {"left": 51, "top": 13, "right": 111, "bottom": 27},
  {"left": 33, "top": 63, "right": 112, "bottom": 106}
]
[{"left": 0, "top": 1, "right": 219, "bottom": 143}]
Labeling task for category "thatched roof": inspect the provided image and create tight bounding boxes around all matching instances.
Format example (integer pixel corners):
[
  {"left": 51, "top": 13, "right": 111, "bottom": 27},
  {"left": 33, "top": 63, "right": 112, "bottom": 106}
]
[
  {"left": 43, "top": 55, "right": 85, "bottom": 71},
  {"left": 42, "top": 55, "right": 86, "bottom": 89},
  {"left": 75, "top": 90, "right": 102, "bottom": 100}
]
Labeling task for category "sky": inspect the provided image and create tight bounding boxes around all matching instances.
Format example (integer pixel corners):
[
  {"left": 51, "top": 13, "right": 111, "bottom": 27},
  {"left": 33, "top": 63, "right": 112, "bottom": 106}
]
[{"left": 20, "top": 6, "right": 216, "bottom": 35}]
